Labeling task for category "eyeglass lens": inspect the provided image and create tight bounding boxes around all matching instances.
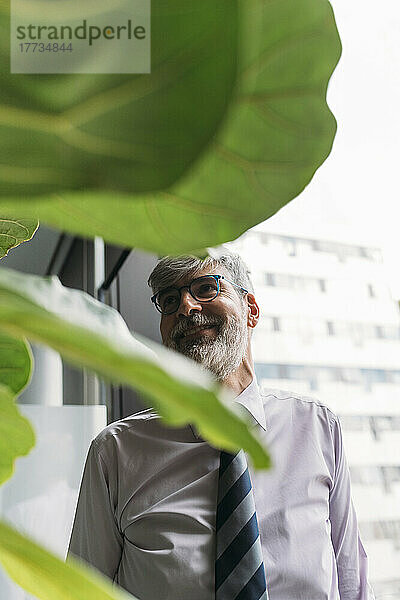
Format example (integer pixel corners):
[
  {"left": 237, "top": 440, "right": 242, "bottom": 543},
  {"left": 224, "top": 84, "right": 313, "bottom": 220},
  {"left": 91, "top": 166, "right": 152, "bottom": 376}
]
[{"left": 157, "top": 276, "right": 219, "bottom": 314}]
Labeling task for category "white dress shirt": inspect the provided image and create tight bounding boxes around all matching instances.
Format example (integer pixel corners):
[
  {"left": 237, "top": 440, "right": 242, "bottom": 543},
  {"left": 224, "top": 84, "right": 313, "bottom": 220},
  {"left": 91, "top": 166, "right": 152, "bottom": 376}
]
[{"left": 68, "top": 378, "right": 374, "bottom": 599}]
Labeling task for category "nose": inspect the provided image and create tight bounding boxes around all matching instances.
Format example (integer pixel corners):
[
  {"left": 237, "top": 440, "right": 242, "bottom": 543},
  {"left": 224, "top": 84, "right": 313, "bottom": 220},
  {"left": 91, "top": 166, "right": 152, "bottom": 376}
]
[{"left": 177, "top": 288, "right": 202, "bottom": 318}]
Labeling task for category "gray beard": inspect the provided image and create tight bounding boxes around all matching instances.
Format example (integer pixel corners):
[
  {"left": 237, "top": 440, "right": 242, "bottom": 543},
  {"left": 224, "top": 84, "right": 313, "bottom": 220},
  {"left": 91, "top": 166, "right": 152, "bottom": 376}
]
[{"left": 165, "top": 311, "right": 248, "bottom": 381}]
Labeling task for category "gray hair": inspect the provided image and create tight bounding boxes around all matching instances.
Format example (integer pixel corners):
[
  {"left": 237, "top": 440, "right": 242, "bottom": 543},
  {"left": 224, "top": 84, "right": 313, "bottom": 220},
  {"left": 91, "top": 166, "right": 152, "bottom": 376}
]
[{"left": 148, "top": 251, "right": 254, "bottom": 299}]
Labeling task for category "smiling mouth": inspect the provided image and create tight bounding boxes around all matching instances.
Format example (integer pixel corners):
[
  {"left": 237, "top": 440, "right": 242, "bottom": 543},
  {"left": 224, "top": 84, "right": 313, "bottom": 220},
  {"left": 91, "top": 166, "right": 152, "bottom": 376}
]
[{"left": 180, "top": 325, "right": 216, "bottom": 340}]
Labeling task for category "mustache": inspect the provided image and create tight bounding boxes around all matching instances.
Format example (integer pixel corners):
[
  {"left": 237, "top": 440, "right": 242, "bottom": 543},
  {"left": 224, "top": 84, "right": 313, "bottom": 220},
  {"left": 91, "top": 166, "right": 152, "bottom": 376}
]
[{"left": 169, "top": 314, "right": 223, "bottom": 343}]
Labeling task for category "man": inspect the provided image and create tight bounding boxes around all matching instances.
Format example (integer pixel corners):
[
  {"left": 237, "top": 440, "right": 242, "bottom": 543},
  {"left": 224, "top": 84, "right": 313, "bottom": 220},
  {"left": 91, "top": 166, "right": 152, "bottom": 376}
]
[{"left": 68, "top": 251, "right": 374, "bottom": 599}]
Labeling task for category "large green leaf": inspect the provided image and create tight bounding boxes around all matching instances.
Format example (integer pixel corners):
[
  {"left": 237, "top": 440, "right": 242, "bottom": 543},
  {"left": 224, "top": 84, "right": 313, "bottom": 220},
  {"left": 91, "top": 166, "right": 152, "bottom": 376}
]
[
  {"left": 0, "top": 384, "right": 35, "bottom": 484},
  {"left": 0, "top": 520, "right": 135, "bottom": 600},
  {"left": 0, "top": 218, "right": 38, "bottom": 258},
  {"left": 0, "top": 267, "right": 271, "bottom": 468},
  {"left": 0, "top": 2, "right": 237, "bottom": 195},
  {"left": 0, "top": 0, "right": 341, "bottom": 255},
  {"left": 0, "top": 332, "right": 32, "bottom": 395}
]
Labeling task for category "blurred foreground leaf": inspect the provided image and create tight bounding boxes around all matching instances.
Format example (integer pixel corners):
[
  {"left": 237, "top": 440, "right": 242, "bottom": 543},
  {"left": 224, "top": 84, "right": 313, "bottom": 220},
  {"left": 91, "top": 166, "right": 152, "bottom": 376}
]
[
  {"left": 0, "top": 0, "right": 341, "bottom": 255},
  {"left": 0, "top": 2, "right": 237, "bottom": 195},
  {"left": 0, "top": 267, "right": 271, "bottom": 468},
  {"left": 0, "top": 384, "right": 35, "bottom": 485},
  {"left": 0, "top": 520, "right": 135, "bottom": 600},
  {"left": 0, "top": 332, "right": 32, "bottom": 395}
]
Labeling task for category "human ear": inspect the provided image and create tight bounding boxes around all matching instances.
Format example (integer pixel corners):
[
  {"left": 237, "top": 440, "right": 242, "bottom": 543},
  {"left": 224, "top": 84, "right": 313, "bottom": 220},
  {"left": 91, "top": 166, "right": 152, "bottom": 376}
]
[{"left": 246, "top": 293, "right": 259, "bottom": 328}]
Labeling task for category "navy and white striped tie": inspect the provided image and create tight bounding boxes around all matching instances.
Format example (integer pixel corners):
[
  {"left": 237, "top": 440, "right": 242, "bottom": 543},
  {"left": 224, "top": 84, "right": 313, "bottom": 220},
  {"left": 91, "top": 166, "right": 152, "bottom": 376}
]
[{"left": 215, "top": 449, "right": 268, "bottom": 600}]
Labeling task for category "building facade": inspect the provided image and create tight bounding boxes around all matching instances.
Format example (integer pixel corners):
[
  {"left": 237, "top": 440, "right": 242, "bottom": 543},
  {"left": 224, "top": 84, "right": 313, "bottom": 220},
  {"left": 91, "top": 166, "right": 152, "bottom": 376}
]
[{"left": 228, "top": 228, "right": 400, "bottom": 599}]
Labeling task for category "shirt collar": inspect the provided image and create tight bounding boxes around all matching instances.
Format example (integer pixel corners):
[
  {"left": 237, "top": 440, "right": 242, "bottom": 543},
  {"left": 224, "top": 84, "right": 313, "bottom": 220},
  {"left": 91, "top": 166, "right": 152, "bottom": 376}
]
[
  {"left": 189, "top": 376, "right": 266, "bottom": 441},
  {"left": 234, "top": 377, "right": 267, "bottom": 432}
]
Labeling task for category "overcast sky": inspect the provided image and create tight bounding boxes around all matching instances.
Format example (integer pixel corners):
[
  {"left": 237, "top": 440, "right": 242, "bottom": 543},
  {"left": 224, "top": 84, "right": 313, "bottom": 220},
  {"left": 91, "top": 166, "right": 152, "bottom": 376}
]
[{"left": 258, "top": 0, "right": 400, "bottom": 297}]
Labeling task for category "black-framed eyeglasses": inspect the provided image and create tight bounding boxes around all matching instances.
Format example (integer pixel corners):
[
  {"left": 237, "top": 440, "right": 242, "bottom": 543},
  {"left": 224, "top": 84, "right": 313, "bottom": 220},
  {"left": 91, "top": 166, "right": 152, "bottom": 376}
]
[{"left": 151, "top": 274, "right": 248, "bottom": 315}]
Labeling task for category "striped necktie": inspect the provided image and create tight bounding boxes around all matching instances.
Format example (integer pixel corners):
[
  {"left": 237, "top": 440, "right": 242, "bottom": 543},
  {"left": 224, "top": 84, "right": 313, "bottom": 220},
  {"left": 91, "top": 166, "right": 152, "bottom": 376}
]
[{"left": 215, "top": 449, "right": 268, "bottom": 600}]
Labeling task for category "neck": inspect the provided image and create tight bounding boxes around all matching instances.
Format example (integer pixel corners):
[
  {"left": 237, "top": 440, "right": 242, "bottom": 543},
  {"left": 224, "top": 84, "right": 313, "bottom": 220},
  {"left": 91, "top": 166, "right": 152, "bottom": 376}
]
[{"left": 221, "top": 353, "right": 254, "bottom": 397}]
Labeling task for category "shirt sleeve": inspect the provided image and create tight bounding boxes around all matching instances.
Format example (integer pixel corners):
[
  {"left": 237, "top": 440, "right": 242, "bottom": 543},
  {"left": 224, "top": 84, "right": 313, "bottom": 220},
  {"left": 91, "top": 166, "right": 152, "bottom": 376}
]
[
  {"left": 329, "top": 416, "right": 375, "bottom": 600},
  {"left": 67, "top": 439, "right": 123, "bottom": 581}
]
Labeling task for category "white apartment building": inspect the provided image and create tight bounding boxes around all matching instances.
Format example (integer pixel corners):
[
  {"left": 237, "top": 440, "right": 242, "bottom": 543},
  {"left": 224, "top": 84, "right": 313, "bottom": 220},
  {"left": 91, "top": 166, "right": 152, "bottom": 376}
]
[{"left": 228, "top": 228, "right": 400, "bottom": 599}]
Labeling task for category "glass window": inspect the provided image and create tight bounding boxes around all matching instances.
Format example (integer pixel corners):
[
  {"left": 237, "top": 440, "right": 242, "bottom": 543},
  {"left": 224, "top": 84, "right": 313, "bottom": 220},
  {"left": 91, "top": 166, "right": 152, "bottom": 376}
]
[
  {"left": 365, "top": 247, "right": 382, "bottom": 262},
  {"left": 274, "top": 273, "right": 294, "bottom": 289},
  {"left": 260, "top": 316, "right": 271, "bottom": 331},
  {"left": 255, "top": 363, "right": 281, "bottom": 380},
  {"left": 264, "top": 273, "right": 326, "bottom": 294},
  {"left": 286, "top": 365, "right": 307, "bottom": 380},
  {"left": 374, "top": 520, "right": 400, "bottom": 541},
  {"left": 281, "top": 236, "right": 297, "bottom": 256},
  {"left": 265, "top": 272, "right": 276, "bottom": 286},
  {"left": 362, "top": 369, "right": 388, "bottom": 384},
  {"left": 272, "top": 317, "right": 280, "bottom": 332},
  {"left": 327, "top": 321, "right": 335, "bottom": 336},
  {"left": 376, "top": 521, "right": 395, "bottom": 542},
  {"left": 261, "top": 316, "right": 281, "bottom": 332},
  {"left": 390, "top": 371, "right": 400, "bottom": 384},
  {"left": 381, "top": 325, "right": 400, "bottom": 340},
  {"left": 384, "top": 466, "right": 400, "bottom": 481},
  {"left": 278, "top": 364, "right": 289, "bottom": 379},
  {"left": 375, "top": 416, "right": 395, "bottom": 431},
  {"left": 341, "top": 368, "right": 363, "bottom": 384},
  {"left": 336, "top": 243, "right": 349, "bottom": 262},
  {"left": 316, "top": 367, "right": 341, "bottom": 382},
  {"left": 311, "top": 239, "right": 320, "bottom": 251},
  {"left": 350, "top": 465, "right": 383, "bottom": 486},
  {"left": 339, "top": 415, "right": 367, "bottom": 431},
  {"left": 369, "top": 416, "right": 380, "bottom": 441},
  {"left": 312, "top": 240, "right": 334, "bottom": 254}
]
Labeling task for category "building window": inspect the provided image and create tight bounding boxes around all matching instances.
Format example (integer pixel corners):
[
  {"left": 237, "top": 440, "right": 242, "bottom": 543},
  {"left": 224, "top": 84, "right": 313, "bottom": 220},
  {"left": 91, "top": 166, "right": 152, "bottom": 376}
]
[
  {"left": 350, "top": 466, "right": 383, "bottom": 486},
  {"left": 362, "top": 369, "right": 388, "bottom": 387},
  {"left": 264, "top": 272, "right": 328, "bottom": 294},
  {"left": 365, "top": 248, "right": 382, "bottom": 262},
  {"left": 339, "top": 415, "right": 366, "bottom": 431},
  {"left": 367, "top": 283, "right": 376, "bottom": 298},
  {"left": 369, "top": 416, "right": 379, "bottom": 441},
  {"left": 327, "top": 321, "right": 335, "bottom": 336},
  {"left": 255, "top": 364, "right": 280, "bottom": 380},
  {"left": 390, "top": 371, "right": 400, "bottom": 384},
  {"left": 311, "top": 240, "right": 321, "bottom": 252},
  {"left": 255, "top": 364, "right": 400, "bottom": 392},
  {"left": 265, "top": 272, "right": 275, "bottom": 286},
  {"left": 262, "top": 316, "right": 281, "bottom": 332},
  {"left": 278, "top": 364, "right": 289, "bottom": 379},
  {"left": 282, "top": 236, "right": 297, "bottom": 256},
  {"left": 272, "top": 317, "right": 280, "bottom": 332}
]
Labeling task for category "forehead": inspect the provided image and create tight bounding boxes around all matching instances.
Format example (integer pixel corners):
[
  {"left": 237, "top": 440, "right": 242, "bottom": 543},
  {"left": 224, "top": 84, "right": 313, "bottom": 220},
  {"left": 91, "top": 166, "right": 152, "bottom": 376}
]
[{"left": 170, "top": 265, "right": 230, "bottom": 288}]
